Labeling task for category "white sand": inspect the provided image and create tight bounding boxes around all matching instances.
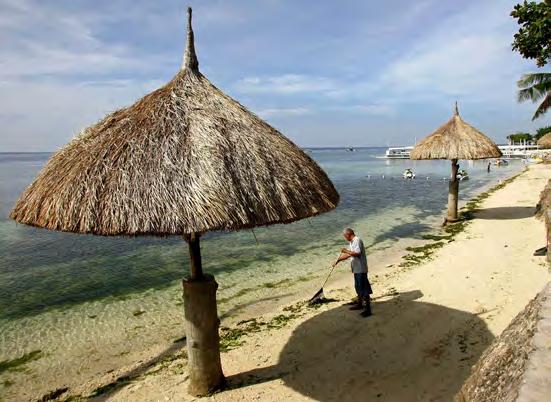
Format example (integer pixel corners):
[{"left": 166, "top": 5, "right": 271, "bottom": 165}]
[{"left": 99, "top": 164, "right": 551, "bottom": 402}]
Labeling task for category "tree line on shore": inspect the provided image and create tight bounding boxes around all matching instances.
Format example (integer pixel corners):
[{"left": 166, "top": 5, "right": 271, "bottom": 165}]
[{"left": 507, "top": 126, "right": 551, "bottom": 144}]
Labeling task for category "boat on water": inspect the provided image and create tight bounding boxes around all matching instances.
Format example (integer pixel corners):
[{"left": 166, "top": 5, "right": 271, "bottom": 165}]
[
  {"left": 457, "top": 169, "right": 469, "bottom": 181},
  {"left": 380, "top": 143, "right": 542, "bottom": 160},
  {"left": 493, "top": 159, "right": 509, "bottom": 166},
  {"left": 403, "top": 168, "right": 415, "bottom": 179},
  {"left": 498, "top": 144, "right": 540, "bottom": 159},
  {"left": 378, "top": 146, "right": 413, "bottom": 159},
  {"left": 527, "top": 156, "right": 543, "bottom": 164}
]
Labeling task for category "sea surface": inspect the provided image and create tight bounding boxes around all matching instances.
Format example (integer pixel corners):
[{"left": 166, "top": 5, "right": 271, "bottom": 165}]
[{"left": 0, "top": 149, "right": 523, "bottom": 397}]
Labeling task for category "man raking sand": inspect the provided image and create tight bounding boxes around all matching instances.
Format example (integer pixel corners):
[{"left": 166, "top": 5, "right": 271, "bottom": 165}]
[{"left": 333, "top": 228, "right": 373, "bottom": 317}]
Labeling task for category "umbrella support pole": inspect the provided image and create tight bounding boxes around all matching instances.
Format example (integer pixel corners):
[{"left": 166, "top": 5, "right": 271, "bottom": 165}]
[
  {"left": 446, "top": 159, "right": 460, "bottom": 224},
  {"left": 182, "top": 275, "right": 225, "bottom": 395},
  {"left": 183, "top": 234, "right": 225, "bottom": 396}
]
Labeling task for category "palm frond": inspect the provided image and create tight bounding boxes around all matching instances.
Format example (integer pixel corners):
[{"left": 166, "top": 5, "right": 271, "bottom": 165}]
[
  {"left": 517, "top": 73, "right": 551, "bottom": 88},
  {"left": 533, "top": 92, "right": 551, "bottom": 120},
  {"left": 517, "top": 73, "right": 551, "bottom": 103},
  {"left": 518, "top": 86, "right": 545, "bottom": 102}
]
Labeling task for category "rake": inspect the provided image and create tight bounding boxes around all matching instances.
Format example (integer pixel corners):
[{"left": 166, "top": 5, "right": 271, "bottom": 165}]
[{"left": 308, "top": 254, "right": 341, "bottom": 304}]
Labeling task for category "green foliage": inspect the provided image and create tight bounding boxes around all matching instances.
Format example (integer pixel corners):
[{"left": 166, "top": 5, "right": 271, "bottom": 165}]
[
  {"left": 507, "top": 132, "right": 533, "bottom": 142},
  {"left": 535, "top": 125, "right": 551, "bottom": 139},
  {"left": 511, "top": 0, "right": 551, "bottom": 67},
  {"left": 220, "top": 309, "right": 300, "bottom": 352},
  {"left": 517, "top": 72, "right": 551, "bottom": 120}
]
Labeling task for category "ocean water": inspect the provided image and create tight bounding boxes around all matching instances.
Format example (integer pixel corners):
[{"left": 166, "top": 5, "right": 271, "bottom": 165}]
[{"left": 0, "top": 149, "right": 523, "bottom": 396}]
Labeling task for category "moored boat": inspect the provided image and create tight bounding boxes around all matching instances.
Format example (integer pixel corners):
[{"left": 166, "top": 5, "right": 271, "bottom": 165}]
[{"left": 379, "top": 146, "right": 413, "bottom": 159}]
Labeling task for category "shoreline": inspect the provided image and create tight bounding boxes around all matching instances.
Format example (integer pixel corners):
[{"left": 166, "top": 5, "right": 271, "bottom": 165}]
[{"left": 0, "top": 164, "right": 534, "bottom": 401}]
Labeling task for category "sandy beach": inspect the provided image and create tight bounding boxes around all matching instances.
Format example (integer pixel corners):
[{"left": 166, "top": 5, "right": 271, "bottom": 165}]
[{"left": 29, "top": 164, "right": 545, "bottom": 402}]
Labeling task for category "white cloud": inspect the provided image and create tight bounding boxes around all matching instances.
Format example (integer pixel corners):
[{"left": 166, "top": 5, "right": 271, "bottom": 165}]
[
  {"left": 372, "top": 1, "right": 530, "bottom": 103},
  {"left": 256, "top": 107, "right": 312, "bottom": 118},
  {"left": 0, "top": 79, "right": 161, "bottom": 151},
  {"left": 235, "top": 74, "right": 337, "bottom": 94},
  {"left": 0, "top": 0, "right": 161, "bottom": 81},
  {"left": 0, "top": 0, "right": 171, "bottom": 151},
  {"left": 342, "top": 104, "right": 394, "bottom": 116}
]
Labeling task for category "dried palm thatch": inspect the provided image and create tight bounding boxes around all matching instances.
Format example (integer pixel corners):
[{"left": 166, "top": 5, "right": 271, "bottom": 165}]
[
  {"left": 410, "top": 104, "right": 502, "bottom": 160},
  {"left": 10, "top": 10, "right": 338, "bottom": 237},
  {"left": 537, "top": 132, "right": 551, "bottom": 149}
]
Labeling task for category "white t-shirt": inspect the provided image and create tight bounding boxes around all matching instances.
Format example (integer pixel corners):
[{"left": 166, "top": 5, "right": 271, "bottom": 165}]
[{"left": 349, "top": 236, "right": 368, "bottom": 273}]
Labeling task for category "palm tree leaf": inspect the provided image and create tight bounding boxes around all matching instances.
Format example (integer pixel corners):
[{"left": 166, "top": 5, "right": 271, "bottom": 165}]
[
  {"left": 533, "top": 92, "right": 551, "bottom": 120},
  {"left": 517, "top": 73, "right": 551, "bottom": 88},
  {"left": 517, "top": 72, "right": 551, "bottom": 103},
  {"left": 518, "top": 86, "right": 544, "bottom": 102}
]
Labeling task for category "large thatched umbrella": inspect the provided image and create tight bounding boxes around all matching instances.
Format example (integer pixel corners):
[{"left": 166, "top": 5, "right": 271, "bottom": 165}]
[
  {"left": 410, "top": 103, "right": 501, "bottom": 223},
  {"left": 10, "top": 8, "right": 339, "bottom": 396},
  {"left": 537, "top": 133, "right": 551, "bottom": 149}
]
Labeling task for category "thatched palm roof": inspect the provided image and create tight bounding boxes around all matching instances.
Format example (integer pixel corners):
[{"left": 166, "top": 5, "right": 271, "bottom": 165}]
[
  {"left": 537, "top": 133, "right": 551, "bottom": 149},
  {"left": 10, "top": 8, "right": 339, "bottom": 236},
  {"left": 410, "top": 104, "right": 502, "bottom": 160}
]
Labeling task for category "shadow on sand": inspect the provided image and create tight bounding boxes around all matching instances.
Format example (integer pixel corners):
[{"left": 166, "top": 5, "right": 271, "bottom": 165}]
[
  {"left": 226, "top": 290, "right": 494, "bottom": 401},
  {"left": 474, "top": 206, "right": 535, "bottom": 220}
]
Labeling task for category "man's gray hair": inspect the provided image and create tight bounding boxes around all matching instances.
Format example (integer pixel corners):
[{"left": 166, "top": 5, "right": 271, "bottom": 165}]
[{"left": 343, "top": 227, "right": 355, "bottom": 235}]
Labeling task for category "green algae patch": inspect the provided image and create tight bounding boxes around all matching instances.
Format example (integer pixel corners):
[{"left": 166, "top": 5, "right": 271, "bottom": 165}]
[
  {"left": 400, "top": 241, "right": 446, "bottom": 268},
  {"left": 220, "top": 318, "right": 265, "bottom": 352},
  {"left": 0, "top": 350, "right": 43, "bottom": 375},
  {"left": 421, "top": 234, "right": 452, "bottom": 241},
  {"left": 219, "top": 300, "right": 317, "bottom": 352},
  {"left": 405, "top": 242, "right": 445, "bottom": 254}
]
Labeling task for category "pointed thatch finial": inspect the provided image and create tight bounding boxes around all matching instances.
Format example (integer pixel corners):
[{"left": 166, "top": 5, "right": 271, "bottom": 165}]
[
  {"left": 183, "top": 7, "right": 199, "bottom": 72},
  {"left": 454, "top": 101, "right": 459, "bottom": 116}
]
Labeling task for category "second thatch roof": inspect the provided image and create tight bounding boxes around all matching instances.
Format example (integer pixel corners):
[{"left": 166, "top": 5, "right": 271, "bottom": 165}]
[
  {"left": 10, "top": 8, "right": 339, "bottom": 236},
  {"left": 410, "top": 104, "right": 502, "bottom": 160},
  {"left": 537, "top": 133, "right": 551, "bottom": 149}
]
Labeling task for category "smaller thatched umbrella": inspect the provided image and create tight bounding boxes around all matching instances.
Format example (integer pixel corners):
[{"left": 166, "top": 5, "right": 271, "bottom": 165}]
[
  {"left": 537, "top": 133, "right": 551, "bottom": 149},
  {"left": 410, "top": 103, "right": 502, "bottom": 223}
]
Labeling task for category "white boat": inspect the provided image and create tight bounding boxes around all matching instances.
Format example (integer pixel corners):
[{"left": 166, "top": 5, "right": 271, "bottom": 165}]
[
  {"left": 381, "top": 143, "right": 541, "bottom": 160},
  {"left": 379, "top": 146, "right": 413, "bottom": 159},
  {"left": 498, "top": 144, "right": 540, "bottom": 159},
  {"left": 457, "top": 170, "right": 469, "bottom": 181},
  {"left": 493, "top": 159, "right": 509, "bottom": 166}
]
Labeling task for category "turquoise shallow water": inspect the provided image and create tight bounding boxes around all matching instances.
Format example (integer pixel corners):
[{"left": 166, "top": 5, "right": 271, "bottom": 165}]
[{"left": 0, "top": 149, "right": 522, "bottom": 322}]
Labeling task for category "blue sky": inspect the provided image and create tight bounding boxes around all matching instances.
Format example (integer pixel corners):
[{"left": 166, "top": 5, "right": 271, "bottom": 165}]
[{"left": 0, "top": 0, "right": 549, "bottom": 151}]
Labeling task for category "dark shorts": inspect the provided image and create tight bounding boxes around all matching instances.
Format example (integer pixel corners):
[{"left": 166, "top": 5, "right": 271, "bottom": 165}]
[{"left": 354, "top": 273, "right": 373, "bottom": 297}]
